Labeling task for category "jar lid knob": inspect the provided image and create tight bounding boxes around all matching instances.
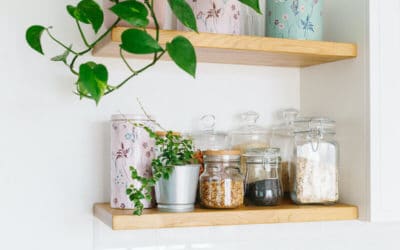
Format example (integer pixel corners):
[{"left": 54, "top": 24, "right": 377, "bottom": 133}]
[
  {"left": 241, "top": 111, "right": 259, "bottom": 125},
  {"left": 200, "top": 114, "right": 216, "bottom": 131},
  {"left": 281, "top": 109, "right": 299, "bottom": 123}
]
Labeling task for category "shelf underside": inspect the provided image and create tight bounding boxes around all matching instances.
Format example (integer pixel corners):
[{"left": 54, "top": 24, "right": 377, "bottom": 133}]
[
  {"left": 94, "top": 201, "right": 358, "bottom": 230},
  {"left": 92, "top": 27, "right": 357, "bottom": 67}
]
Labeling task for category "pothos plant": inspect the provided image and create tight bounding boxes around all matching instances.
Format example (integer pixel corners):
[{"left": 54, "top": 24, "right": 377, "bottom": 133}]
[
  {"left": 25, "top": 0, "right": 261, "bottom": 105},
  {"left": 127, "top": 126, "right": 198, "bottom": 215}
]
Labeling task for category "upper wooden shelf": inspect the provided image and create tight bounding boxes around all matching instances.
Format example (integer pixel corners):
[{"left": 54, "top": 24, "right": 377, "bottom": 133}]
[
  {"left": 94, "top": 201, "right": 358, "bottom": 230},
  {"left": 92, "top": 27, "right": 357, "bottom": 67}
]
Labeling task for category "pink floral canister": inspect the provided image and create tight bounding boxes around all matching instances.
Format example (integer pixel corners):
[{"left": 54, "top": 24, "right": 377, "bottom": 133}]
[
  {"left": 180, "top": 0, "right": 241, "bottom": 34},
  {"left": 110, "top": 114, "right": 156, "bottom": 209}
]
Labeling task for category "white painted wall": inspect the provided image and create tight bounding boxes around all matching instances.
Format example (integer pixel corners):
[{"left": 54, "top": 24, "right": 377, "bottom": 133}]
[
  {"left": 369, "top": 0, "right": 400, "bottom": 221},
  {"left": 300, "top": 0, "right": 370, "bottom": 220},
  {"left": 1, "top": 1, "right": 400, "bottom": 250}
]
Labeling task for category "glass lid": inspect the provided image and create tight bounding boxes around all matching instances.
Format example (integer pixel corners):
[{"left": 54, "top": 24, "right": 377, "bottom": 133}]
[
  {"left": 190, "top": 114, "right": 228, "bottom": 151},
  {"left": 243, "top": 148, "right": 280, "bottom": 163},
  {"left": 272, "top": 109, "right": 311, "bottom": 135},
  {"left": 231, "top": 111, "right": 269, "bottom": 135}
]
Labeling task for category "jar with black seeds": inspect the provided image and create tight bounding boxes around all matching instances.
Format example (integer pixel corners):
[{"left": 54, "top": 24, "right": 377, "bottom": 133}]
[{"left": 243, "top": 148, "right": 283, "bottom": 206}]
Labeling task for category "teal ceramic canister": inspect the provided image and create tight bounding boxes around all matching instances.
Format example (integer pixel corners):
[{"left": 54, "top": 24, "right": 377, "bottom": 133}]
[{"left": 266, "top": 0, "right": 324, "bottom": 40}]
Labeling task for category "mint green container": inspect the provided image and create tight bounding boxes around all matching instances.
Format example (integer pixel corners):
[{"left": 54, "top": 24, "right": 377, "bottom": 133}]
[{"left": 266, "top": 0, "right": 324, "bottom": 40}]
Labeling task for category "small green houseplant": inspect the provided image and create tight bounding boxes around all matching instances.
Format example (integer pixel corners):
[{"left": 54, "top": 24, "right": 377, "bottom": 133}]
[
  {"left": 25, "top": 0, "right": 261, "bottom": 105},
  {"left": 127, "top": 127, "right": 199, "bottom": 215}
]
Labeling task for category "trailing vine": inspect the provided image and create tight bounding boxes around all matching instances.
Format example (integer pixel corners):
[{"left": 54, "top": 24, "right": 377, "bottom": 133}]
[{"left": 25, "top": 0, "right": 261, "bottom": 105}]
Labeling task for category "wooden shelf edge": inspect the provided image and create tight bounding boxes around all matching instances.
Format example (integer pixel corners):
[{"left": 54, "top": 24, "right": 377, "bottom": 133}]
[
  {"left": 94, "top": 202, "right": 358, "bottom": 230},
  {"left": 92, "top": 27, "right": 357, "bottom": 68}
]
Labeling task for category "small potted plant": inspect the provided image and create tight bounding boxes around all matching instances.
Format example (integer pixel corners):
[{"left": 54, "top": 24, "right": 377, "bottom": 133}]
[{"left": 127, "top": 126, "right": 200, "bottom": 215}]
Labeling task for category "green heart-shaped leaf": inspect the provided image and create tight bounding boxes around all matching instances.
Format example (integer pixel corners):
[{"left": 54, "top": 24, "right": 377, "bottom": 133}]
[
  {"left": 77, "top": 62, "right": 108, "bottom": 104},
  {"left": 167, "top": 0, "right": 197, "bottom": 32},
  {"left": 239, "top": 0, "right": 261, "bottom": 14},
  {"left": 110, "top": 1, "right": 149, "bottom": 27},
  {"left": 26, "top": 25, "right": 46, "bottom": 55},
  {"left": 67, "top": 0, "right": 104, "bottom": 33},
  {"left": 67, "top": 5, "right": 90, "bottom": 24},
  {"left": 167, "top": 36, "right": 196, "bottom": 78},
  {"left": 77, "top": 0, "right": 104, "bottom": 33},
  {"left": 120, "top": 29, "right": 163, "bottom": 54}
]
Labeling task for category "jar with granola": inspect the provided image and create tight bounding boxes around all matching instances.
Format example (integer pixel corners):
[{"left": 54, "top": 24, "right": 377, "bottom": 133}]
[
  {"left": 291, "top": 118, "right": 339, "bottom": 204},
  {"left": 200, "top": 150, "right": 244, "bottom": 209}
]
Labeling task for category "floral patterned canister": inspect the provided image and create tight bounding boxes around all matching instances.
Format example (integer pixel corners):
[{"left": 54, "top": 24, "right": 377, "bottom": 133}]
[
  {"left": 111, "top": 114, "right": 156, "bottom": 209},
  {"left": 266, "top": 0, "right": 324, "bottom": 40},
  {"left": 180, "top": 0, "right": 241, "bottom": 35}
]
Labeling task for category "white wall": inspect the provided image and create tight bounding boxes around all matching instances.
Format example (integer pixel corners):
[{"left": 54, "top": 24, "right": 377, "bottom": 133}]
[
  {"left": 2, "top": 1, "right": 400, "bottom": 250},
  {"left": 300, "top": 0, "right": 370, "bottom": 220},
  {"left": 369, "top": 0, "right": 400, "bottom": 221},
  {"left": 1, "top": 1, "right": 299, "bottom": 249}
]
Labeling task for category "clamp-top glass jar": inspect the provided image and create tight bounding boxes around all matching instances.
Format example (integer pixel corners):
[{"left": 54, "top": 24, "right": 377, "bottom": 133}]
[
  {"left": 244, "top": 148, "right": 283, "bottom": 206},
  {"left": 291, "top": 118, "right": 339, "bottom": 204},
  {"left": 200, "top": 150, "right": 244, "bottom": 209},
  {"left": 270, "top": 109, "right": 309, "bottom": 195}
]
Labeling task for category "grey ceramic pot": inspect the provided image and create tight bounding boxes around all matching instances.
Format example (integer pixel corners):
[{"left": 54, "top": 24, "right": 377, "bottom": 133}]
[{"left": 155, "top": 164, "right": 200, "bottom": 212}]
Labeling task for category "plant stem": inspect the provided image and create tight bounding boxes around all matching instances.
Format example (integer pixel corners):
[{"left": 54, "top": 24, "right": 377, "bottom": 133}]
[
  {"left": 89, "top": 18, "right": 121, "bottom": 48},
  {"left": 76, "top": 20, "right": 91, "bottom": 48},
  {"left": 120, "top": 48, "right": 136, "bottom": 74},
  {"left": 69, "top": 55, "right": 79, "bottom": 75},
  {"left": 46, "top": 28, "right": 79, "bottom": 55},
  {"left": 145, "top": 1, "right": 160, "bottom": 42},
  {"left": 137, "top": 97, "right": 167, "bottom": 131},
  {"left": 104, "top": 50, "right": 166, "bottom": 95},
  {"left": 145, "top": 0, "right": 161, "bottom": 62}
]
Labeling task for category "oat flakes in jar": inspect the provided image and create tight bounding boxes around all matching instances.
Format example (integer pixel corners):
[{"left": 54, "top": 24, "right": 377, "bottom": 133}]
[
  {"left": 291, "top": 118, "right": 339, "bottom": 205},
  {"left": 200, "top": 150, "right": 244, "bottom": 209}
]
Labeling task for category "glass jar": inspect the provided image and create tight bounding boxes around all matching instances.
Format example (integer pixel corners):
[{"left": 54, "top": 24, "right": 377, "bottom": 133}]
[
  {"left": 189, "top": 114, "right": 229, "bottom": 176},
  {"left": 243, "top": 148, "right": 283, "bottom": 206},
  {"left": 190, "top": 114, "right": 229, "bottom": 151},
  {"left": 270, "top": 109, "right": 307, "bottom": 195},
  {"left": 229, "top": 111, "right": 270, "bottom": 174},
  {"left": 291, "top": 118, "right": 339, "bottom": 204},
  {"left": 230, "top": 111, "right": 270, "bottom": 152},
  {"left": 200, "top": 150, "right": 244, "bottom": 208}
]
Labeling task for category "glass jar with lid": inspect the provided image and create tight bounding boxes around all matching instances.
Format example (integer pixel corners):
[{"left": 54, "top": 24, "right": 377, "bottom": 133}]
[
  {"left": 200, "top": 150, "right": 244, "bottom": 209},
  {"left": 230, "top": 111, "right": 270, "bottom": 152},
  {"left": 229, "top": 111, "right": 270, "bottom": 174},
  {"left": 189, "top": 114, "right": 229, "bottom": 176},
  {"left": 291, "top": 118, "right": 339, "bottom": 204},
  {"left": 270, "top": 109, "right": 308, "bottom": 195},
  {"left": 243, "top": 148, "right": 283, "bottom": 206},
  {"left": 190, "top": 114, "right": 229, "bottom": 151}
]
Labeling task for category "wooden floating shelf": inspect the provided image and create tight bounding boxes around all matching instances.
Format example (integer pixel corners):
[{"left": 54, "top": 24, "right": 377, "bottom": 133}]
[
  {"left": 94, "top": 201, "right": 358, "bottom": 230},
  {"left": 92, "top": 27, "right": 357, "bottom": 67}
]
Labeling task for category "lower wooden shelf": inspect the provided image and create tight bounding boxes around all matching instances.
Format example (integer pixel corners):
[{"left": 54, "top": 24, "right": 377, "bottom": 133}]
[{"left": 94, "top": 201, "right": 358, "bottom": 230}]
